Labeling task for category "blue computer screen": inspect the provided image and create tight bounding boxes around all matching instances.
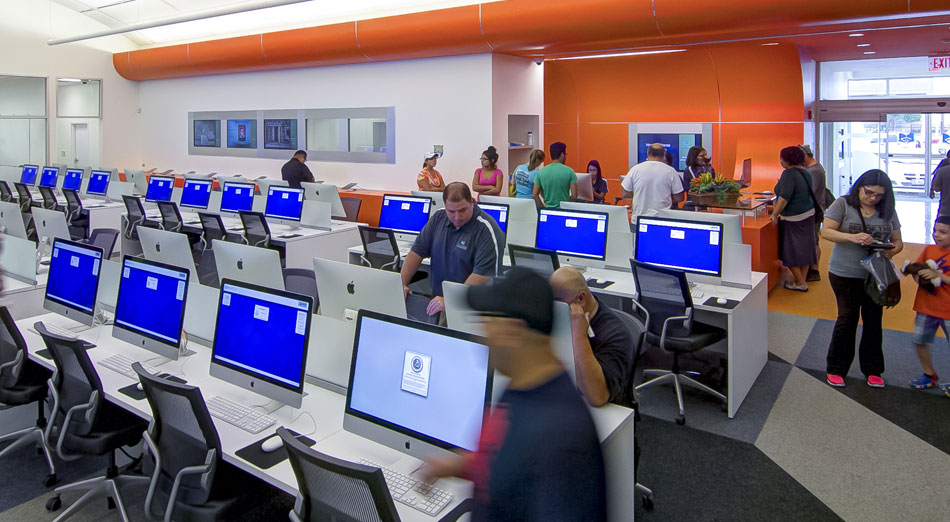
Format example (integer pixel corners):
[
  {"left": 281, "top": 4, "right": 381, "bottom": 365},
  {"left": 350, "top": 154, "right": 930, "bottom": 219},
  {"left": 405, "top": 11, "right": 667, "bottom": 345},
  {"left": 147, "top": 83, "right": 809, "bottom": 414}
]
[
  {"left": 63, "top": 169, "right": 83, "bottom": 191},
  {"left": 213, "top": 283, "right": 311, "bottom": 389},
  {"left": 39, "top": 167, "right": 58, "bottom": 188},
  {"left": 635, "top": 217, "right": 723, "bottom": 276},
  {"left": 20, "top": 165, "right": 38, "bottom": 185},
  {"left": 220, "top": 183, "right": 254, "bottom": 213},
  {"left": 536, "top": 209, "right": 608, "bottom": 260},
  {"left": 379, "top": 195, "right": 431, "bottom": 234},
  {"left": 265, "top": 187, "right": 304, "bottom": 221},
  {"left": 114, "top": 259, "right": 188, "bottom": 344},
  {"left": 145, "top": 176, "right": 174, "bottom": 202},
  {"left": 86, "top": 171, "right": 110, "bottom": 195},
  {"left": 636, "top": 133, "right": 702, "bottom": 171},
  {"left": 179, "top": 180, "right": 212, "bottom": 209},
  {"left": 479, "top": 203, "right": 508, "bottom": 234},
  {"left": 347, "top": 314, "right": 490, "bottom": 452},
  {"left": 46, "top": 240, "right": 102, "bottom": 313}
]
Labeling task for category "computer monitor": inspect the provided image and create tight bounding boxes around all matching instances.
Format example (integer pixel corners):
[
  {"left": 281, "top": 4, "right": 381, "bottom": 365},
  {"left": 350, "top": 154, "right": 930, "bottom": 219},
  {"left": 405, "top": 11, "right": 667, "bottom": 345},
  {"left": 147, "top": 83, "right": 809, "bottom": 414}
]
[
  {"left": 478, "top": 202, "right": 509, "bottom": 234},
  {"left": 378, "top": 194, "right": 431, "bottom": 239},
  {"left": 63, "top": 169, "right": 83, "bottom": 191},
  {"left": 179, "top": 179, "right": 213, "bottom": 209},
  {"left": 313, "top": 258, "right": 407, "bottom": 321},
  {"left": 39, "top": 166, "right": 59, "bottom": 189},
  {"left": 508, "top": 244, "right": 560, "bottom": 277},
  {"left": 0, "top": 201, "right": 29, "bottom": 240},
  {"left": 210, "top": 279, "right": 313, "bottom": 408},
  {"left": 211, "top": 239, "right": 285, "bottom": 290},
  {"left": 575, "top": 172, "right": 594, "bottom": 201},
  {"left": 410, "top": 190, "right": 445, "bottom": 211},
  {"left": 144, "top": 175, "right": 175, "bottom": 203},
  {"left": 561, "top": 201, "right": 635, "bottom": 269},
  {"left": 43, "top": 238, "right": 103, "bottom": 326},
  {"left": 634, "top": 215, "right": 724, "bottom": 277},
  {"left": 86, "top": 170, "right": 111, "bottom": 196},
  {"left": 19, "top": 165, "right": 38, "bottom": 186},
  {"left": 112, "top": 256, "right": 190, "bottom": 360},
  {"left": 264, "top": 186, "right": 305, "bottom": 223},
  {"left": 738, "top": 158, "right": 752, "bottom": 188},
  {"left": 479, "top": 195, "right": 537, "bottom": 247},
  {"left": 32, "top": 208, "right": 71, "bottom": 256},
  {"left": 219, "top": 181, "right": 255, "bottom": 213},
  {"left": 125, "top": 169, "right": 148, "bottom": 194},
  {"left": 138, "top": 227, "right": 199, "bottom": 279},
  {"left": 536, "top": 208, "right": 609, "bottom": 268},
  {"left": 256, "top": 178, "right": 288, "bottom": 196},
  {"left": 344, "top": 310, "right": 492, "bottom": 460},
  {"left": 301, "top": 182, "right": 345, "bottom": 217},
  {"left": 656, "top": 208, "right": 742, "bottom": 247}
]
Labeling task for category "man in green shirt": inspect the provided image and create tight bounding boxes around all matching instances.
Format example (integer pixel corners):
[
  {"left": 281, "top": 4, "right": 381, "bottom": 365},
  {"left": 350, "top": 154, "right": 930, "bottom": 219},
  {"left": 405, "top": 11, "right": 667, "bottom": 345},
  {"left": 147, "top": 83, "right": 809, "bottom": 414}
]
[{"left": 533, "top": 141, "right": 577, "bottom": 208}]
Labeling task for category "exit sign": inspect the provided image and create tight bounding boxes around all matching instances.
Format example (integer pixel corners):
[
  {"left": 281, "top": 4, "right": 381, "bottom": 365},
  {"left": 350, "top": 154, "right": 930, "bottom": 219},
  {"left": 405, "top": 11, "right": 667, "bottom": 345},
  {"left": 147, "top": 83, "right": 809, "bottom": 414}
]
[{"left": 929, "top": 56, "right": 950, "bottom": 72}]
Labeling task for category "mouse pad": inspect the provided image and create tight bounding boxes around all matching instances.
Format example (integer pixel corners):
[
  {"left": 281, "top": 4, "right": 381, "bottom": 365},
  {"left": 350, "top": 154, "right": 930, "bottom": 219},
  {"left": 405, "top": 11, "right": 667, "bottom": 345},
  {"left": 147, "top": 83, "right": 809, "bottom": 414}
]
[
  {"left": 586, "top": 278, "right": 614, "bottom": 289},
  {"left": 236, "top": 430, "right": 315, "bottom": 469},
  {"left": 117, "top": 374, "right": 187, "bottom": 401},
  {"left": 36, "top": 349, "right": 51, "bottom": 359},
  {"left": 702, "top": 297, "right": 739, "bottom": 309}
]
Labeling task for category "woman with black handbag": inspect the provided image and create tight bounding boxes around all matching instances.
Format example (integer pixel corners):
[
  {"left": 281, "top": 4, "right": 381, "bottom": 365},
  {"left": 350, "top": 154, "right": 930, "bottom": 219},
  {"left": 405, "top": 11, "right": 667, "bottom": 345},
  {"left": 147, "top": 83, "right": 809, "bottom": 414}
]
[
  {"left": 820, "top": 169, "right": 903, "bottom": 388},
  {"left": 771, "top": 146, "right": 820, "bottom": 291}
]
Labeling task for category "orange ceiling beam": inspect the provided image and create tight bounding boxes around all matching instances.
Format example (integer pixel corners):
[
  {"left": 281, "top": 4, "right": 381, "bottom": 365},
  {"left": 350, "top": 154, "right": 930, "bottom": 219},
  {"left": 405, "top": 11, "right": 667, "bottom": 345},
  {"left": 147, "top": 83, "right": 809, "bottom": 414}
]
[{"left": 112, "top": 0, "right": 946, "bottom": 81}]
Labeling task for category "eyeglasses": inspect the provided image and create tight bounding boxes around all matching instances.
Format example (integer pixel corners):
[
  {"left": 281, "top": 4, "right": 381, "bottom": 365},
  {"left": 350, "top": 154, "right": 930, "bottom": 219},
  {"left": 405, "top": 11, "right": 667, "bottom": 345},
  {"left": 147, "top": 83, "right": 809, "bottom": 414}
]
[
  {"left": 479, "top": 157, "right": 488, "bottom": 161},
  {"left": 862, "top": 187, "right": 886, "bottom": 199}
]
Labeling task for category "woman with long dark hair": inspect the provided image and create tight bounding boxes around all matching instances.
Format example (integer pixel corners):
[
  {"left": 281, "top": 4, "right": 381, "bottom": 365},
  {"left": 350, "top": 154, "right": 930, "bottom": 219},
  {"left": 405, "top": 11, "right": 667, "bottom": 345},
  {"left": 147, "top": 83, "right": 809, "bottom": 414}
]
[
  {"left": 472, "top": 146, "right": 503, "bottom": 197},
  {"left": 821, "top": 169, "right": 903, "bottom": 388},
  {"left": 586, "top": 160, "right": 608, "bottom": 204},
  {"left": 681, "top": 146, "right": 713, "bottom": 193},
  {"left": 771, "top": 146, "right": 818, "bottom": 291}
]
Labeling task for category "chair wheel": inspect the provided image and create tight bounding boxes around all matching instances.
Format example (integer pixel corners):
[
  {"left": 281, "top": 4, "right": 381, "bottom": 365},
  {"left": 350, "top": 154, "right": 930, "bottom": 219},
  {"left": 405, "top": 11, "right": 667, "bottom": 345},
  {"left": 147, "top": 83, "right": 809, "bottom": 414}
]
[
  {"left": 676, "top": 415, "right": 686, "bottom": 425},
  {"left": 46, "top": 496, "right": 61, "bottom": 511},
  {"left": 44, "top": 474, "right": 58, "bottom": 488},
  {"left": 642, "top": 495, "right": 654, "bottom": 510}
]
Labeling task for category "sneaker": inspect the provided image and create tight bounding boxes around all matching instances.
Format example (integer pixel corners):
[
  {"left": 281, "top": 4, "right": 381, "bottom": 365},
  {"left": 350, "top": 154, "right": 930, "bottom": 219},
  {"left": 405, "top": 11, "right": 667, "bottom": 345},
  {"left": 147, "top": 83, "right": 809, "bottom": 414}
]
[
  {"left": 806, "top": 269, "right": 821, "bottom": 282},
  {"left": 867, "top": 375, "right": 885, "bottom": 388},
  {"left": 909, "top": 373, "right": 938, "bottom": 389},
  {"left": 784, "top": 281, "right": 809, "bottom": 292},
  {"left": 941, "top": 383, "right": 950, "bottom": 398},
  {"left": 826, "top": 374, "right": 845, "bottom": 387}
]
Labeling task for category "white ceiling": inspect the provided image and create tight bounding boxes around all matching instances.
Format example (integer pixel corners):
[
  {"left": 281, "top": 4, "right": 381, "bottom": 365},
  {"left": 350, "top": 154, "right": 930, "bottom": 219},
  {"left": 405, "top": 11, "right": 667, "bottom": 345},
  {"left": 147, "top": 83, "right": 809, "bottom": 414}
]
[{"left": 51, "top": 0, "right": 494, "bottom": 47}]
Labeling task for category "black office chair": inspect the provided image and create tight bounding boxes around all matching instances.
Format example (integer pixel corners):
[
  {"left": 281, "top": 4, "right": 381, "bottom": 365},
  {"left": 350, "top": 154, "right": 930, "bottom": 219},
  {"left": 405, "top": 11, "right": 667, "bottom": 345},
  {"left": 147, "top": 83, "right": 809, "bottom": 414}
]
[
  {"left": 238, "top": 210, "right": 270, "bottom": 248},
  {"left": 340, "top": 196, "right": 362, "bottom": 222},
  {"left": 357, "top": 225, "right": 401, "bottom": 271},
  {"left": 121, "top": 194, "right": 157, "bottom": 240},
  {"left": 134, "top": 363, "right": 276, "bottom": 522},
  {"left": 39, "top": 186, "right": 64, "bottom": 212},
  {"left": 0, "top": 307, "right": 57, "bottom": 487},
  {"left": 62, "top": 189, "right": 90, "bottom": 240},
  {"left": 14, "top": 182, "right": 36, "bottom": 212},
  {"left": 0, "top": 180, "right": 13, "bottom": 202},
  {"left": 631, "top": 261, "right": 727, "bottom": 425},
  {"left": 37, "top": 322, "right": 149, "bottom": 522},
  {"left": 84, "top": 228, "right": 120, "bottom": 259},
  {"left": 278, "top": 427, "right": 471, "bottom": 522},
  {"left": 283, "top": 268, "right": 319, "bottom": 311},
  {"left": 156, "top": 201, "right": 183, "bottom": 232},
  {"left": 197, "top": 212, "right": 228, "bottom": 252}
]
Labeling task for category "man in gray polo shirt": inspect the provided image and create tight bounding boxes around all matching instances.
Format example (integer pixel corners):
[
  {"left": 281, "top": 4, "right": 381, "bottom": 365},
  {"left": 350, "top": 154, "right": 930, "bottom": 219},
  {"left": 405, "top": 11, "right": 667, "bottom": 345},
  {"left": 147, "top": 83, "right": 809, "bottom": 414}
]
[{"left": 401, "top": 182, "right": 506, "bottom": 317}]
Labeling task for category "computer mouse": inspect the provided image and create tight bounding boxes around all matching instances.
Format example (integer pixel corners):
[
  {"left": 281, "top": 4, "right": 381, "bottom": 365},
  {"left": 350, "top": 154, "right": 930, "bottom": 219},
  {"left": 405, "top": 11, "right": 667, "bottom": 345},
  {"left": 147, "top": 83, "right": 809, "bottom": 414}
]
[
  {"left": 596, "top": 279, "right": 608, "bottom": 285},
  {"left": 260, "top": 435, "right": 284, "bottom": 453},
  {"left": 716, "top": 297, "right": 728, "bottom": 305},
  {"left": 136, "top": 382, "right": 144, "bottom": 392}
]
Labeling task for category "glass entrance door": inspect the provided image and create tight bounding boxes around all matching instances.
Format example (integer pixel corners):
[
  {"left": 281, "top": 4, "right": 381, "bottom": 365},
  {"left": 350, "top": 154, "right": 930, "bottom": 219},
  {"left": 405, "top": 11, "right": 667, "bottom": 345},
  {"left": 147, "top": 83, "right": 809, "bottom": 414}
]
[{"left": 819, "top": 121, "right": 885, "bottom": 197}]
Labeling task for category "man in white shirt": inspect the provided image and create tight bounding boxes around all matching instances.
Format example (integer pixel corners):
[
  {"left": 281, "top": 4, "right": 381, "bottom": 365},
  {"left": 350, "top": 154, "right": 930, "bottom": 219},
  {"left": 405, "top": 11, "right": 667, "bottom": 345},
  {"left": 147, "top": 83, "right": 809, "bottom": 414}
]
[{"left": 621, "top": 143, "right": 685, "bottom": 221}]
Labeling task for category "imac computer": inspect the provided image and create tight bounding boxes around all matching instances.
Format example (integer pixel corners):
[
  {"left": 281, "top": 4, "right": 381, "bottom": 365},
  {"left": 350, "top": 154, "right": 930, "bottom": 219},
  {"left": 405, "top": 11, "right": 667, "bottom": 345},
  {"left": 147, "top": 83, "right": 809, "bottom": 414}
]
[
  {"left": 20, "top": 165, "right": 39, "bottom": 186},
  {"left": 125, "top": 169, "right": 148, "bottom": 194},
  {"left": 344, "top": 310, "right": 492, "bottom": 460},
  {"left": 138, "top": 227, "right": 199, "bottom": 279},
  {"left": 32, "top": 208, "right": 71, "bottom": 257},
  {"left": 536, "top": 208, "right": 609, "bottom": 270},
  {"left": 43, "top": 238, "right": 103, "bottom": 327},
  {"left": 144, "top": 175, "right": 175, "bottom": 203},
  {"left": 656, "top": 208, "right": 742, "bottom": 247},
  {"left": 575, "top": 172, "right": 594, "bottom": 202},
  {"left": 561, "top": 201, "right": 634, "bottom": 269},
  {"left": 264, "top": 186, "right": 305, "bottom": 227},
  {"left": 210, "top": 279, "right": 313, "bottom": 409},
  {"left": 85, "top": 170, "right": 111, "bottom": 197},
  {"left": 313, "top": 258, "right": 407, "bottom": 321},
  {"left": 219, "top": 181, "right": 255, "bottom": 214},
  {"left": 256, "top": 178, "right": 288, "bottom": 196},
  {"left": 378, "top": 194, "right": 432, "bottom": 242},
  {"left": 63, "top": 169, "right": 83, "bottom": 192},
  {"left": 301, "top": 182, "right": 345, "bottom": 218},
  {"left": 478, "top": 202, "right": 509, "bottom": 234},
  {"left": 0, "top": 201, "right": 29, "bottom": 240},
  {"left": 39, "top": 166, "right": 59, "bottom": 189},
  {"left": 738, "top": 158, "right": 752, "bottom": 188},
  {"left": 410, "top": 190, "right": 444, "bottom": 211},
  {"left": 211, "top": 239, "right": 285, "bottom": 290},
  {"left": 179, "top": 179, "right": 213, "bottom": 210},
  {"left": 634, "top": 215, "right": 724, "bottom": 281},
  {"left": 508, "top": 245, "right": 560, "bottom": 278},
  {"left": 479, "top": 195, "right": 537, "bottom": 247},
  {"left": 112, "top": 256, "right": 191, "bottom": 360}
]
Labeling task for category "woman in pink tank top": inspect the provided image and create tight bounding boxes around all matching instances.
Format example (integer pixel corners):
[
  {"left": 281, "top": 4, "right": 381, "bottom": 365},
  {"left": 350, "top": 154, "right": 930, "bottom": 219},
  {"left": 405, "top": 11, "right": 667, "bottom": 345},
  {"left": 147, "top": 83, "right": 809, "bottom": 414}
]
[{"left": 472, "top": 145, "right": 503, "bottom": 197}]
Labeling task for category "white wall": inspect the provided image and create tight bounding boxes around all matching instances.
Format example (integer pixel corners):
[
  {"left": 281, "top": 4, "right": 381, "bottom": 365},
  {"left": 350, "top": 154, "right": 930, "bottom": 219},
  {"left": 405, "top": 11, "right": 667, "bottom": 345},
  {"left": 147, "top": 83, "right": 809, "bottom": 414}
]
[
  {"left": 491, "top": 54, "right": 545, "bottom": 190},
  {"left": 138, "top": 54, "right": 496, "bottom": 191}
]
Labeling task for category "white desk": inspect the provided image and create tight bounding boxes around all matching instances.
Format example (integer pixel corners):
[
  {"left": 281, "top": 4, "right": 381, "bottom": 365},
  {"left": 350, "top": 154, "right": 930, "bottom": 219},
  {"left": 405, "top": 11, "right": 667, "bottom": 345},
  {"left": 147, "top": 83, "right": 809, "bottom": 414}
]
[
  {"left": 1, "top": 272, "right": 48, "bottom": 319},
  {"left": 19, "top": 312, "right": 635, "bottom": 521},
  {"left": 81, "top": 200, "right": 126, "bottom": 232}
]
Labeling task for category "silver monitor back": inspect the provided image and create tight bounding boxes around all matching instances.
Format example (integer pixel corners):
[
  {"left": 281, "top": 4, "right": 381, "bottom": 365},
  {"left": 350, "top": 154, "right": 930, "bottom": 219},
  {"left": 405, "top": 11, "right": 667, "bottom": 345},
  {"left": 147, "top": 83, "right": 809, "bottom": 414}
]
[
  {"left": 479, "top": 195, "right": 537, "bottom": 247},
  {"left": 125, "top": 169, "right": 148, "bottom": 194},
  {"left": 211, "top": 239, "right": 284, "bottom": 290},
  {"left": 0, "top": 201, "right": 29, "bottom": 240},
  {"left": 0, "top": 235, "right": 38, "bottom": 284},
  {"left": 32, "top": 208, "right": 72, "bottom": 256},
  {"left": 575, "top": 172, "right": 594, "bottom": 202},
  {"left": 411, "top": 190, "right": 444, "bottom": 211},
  {"left": 301, "top": 182, "right": 345, "bottom": 218},
  {"left": 138, "top": 227, "right": 200, "bottom": 279},
  {"left": 313, "top": 258, "right": 407, "bottom": 321}
]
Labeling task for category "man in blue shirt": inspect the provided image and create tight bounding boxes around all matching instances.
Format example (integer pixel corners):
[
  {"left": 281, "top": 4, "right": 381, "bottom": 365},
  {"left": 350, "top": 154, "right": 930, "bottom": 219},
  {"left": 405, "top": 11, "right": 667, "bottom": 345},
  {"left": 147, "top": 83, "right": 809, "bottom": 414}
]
[{"left": 400, "top": 182, "right": 505, "bottom": 317}]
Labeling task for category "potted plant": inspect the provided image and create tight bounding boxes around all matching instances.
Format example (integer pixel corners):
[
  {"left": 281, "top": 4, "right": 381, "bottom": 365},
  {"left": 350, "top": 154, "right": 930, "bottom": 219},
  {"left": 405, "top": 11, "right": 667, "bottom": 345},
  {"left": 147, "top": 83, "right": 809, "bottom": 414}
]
[{"left": 688, "top": 172, "right": 741, "bottom": 205}]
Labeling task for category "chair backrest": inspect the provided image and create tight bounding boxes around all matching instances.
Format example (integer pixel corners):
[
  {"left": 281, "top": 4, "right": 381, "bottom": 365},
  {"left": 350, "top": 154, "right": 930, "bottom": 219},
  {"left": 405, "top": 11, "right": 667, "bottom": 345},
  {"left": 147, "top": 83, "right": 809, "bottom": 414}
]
[
  {"left": 134, "top": 363, "right": 221, "bottom": 509},
  {"left": 157, "top": 201, "right": 182, "bottom": 232},
  {"left": 357, "top": 225, "right": 400, "bottom": 271},
  {"left": 340, "top": 197, "right": 362, "bottom": 222},
  {"left": 87, "top": 228, "right": 119, "bottom": 258},
  {"left": 282, "top": 268, "right": 319, "bottom": 310},
  {"left": 630, "top": 260, "right": 692, "bottom": 337},
  {"left": 122, "top": 194, "right": 145, "bottom": 221},
  {"left": 612, "top": 308, "right": 646, "bottom": 406},
  {"left": 0, "top": 180, "right": 12, "bottom": 202},
  {"left": 277, "top": 427, "right": 399, "bottom": 522},
  {"left": 63, "top": 189, "right": 83, "bottom": 222},
  {"left": 239, "top": 210, "right": 270, "bottom": 248},
  {"left": 13, "top": 182, "right": 33, "bottom": 212},
  {"left": 0, "top": 307, "right": 30, "bottom": 389},
  {"left": 36, "top": 322, "right": 103, "bottom": 438},
  {"left": 38, "top": 186, "right": 58, "bottom": 209},
  {"left": 197, "top": 212, "right": 226, "bottom": 249}
]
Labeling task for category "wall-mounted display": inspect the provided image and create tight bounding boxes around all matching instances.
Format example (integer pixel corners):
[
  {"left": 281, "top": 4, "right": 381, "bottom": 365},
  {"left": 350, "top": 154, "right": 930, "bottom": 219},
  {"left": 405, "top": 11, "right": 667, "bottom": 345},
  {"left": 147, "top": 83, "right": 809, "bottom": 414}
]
[
  {"left": 263, "top": 119, "right": 297, "bottom": 150},
  {"left": 227, "top": 119, "right": 257, "bottom": 148},
  {"left": 193, "top": 119, "right": 220, "bottom": 147}
]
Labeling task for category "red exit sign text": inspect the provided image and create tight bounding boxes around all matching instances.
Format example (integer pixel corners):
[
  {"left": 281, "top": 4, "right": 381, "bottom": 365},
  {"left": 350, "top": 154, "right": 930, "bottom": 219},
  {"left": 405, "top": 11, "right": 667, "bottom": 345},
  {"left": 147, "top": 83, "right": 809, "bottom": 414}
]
[{"left": 930, "top": 56, "right": 950, "bottom": 72}]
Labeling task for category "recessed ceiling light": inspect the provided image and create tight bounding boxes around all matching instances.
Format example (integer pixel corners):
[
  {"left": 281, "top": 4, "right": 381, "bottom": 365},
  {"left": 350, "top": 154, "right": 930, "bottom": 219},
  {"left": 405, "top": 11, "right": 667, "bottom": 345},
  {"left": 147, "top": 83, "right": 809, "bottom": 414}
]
[
  {"left": 864, "top": 51, "right": 877, "bottom": 55},
  {"left": 857, "top": 43, "right": 871, "bottom": 47},
  {"left": 58, "top": 78, "right": 82, "bottom": 82},
  {"left": 553, "top": 49, "right": 686, "bottom": 61},
  {"left": 761, "top": 42, "right": 779, "bottom": 46},
  {"left": 849, "top": 33, "right": 865, "bottom": 37}
]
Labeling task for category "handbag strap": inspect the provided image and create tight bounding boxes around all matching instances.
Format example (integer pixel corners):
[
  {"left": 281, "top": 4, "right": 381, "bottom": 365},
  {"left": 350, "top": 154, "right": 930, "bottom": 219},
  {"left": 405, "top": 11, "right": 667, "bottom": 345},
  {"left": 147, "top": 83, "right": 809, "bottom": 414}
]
[{"left": 794, "top": 168, "right": 821, "bottom": 213}]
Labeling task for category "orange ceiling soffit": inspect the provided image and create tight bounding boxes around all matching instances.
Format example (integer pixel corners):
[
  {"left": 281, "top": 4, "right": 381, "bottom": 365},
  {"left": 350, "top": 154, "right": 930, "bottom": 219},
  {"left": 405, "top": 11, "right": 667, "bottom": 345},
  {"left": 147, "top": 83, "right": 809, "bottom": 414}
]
[
  {"left": 358, "top": 6, "right": 489, "bottom": 61},
  {"left": 188, "top": 35, "right": 271, "bottom": 75},
  {"left": 263, "top": 22, "right": 368, "bottom": 68}
]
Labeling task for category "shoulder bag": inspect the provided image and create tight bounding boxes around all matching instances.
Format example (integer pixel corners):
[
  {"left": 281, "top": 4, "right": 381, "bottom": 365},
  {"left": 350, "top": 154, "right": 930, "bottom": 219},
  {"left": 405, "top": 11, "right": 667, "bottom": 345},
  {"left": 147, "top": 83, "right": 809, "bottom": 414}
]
[{"left": 858, "top": 211, "right": 901, "bottom": 308}]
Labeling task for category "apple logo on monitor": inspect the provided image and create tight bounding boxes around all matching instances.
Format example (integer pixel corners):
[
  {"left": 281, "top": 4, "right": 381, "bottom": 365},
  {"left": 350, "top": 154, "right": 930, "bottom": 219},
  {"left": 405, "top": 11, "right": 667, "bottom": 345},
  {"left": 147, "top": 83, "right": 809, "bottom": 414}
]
[
  {"left": 155, "top": 242, "right": 161, "bottom": 253},
  {"left": 346, "top": 281, "right": 355, "bottom": 295},
  {"left": 404, "top": 440, "right": 410, "bottom": 450},
  {"left": 237, "top": 258, "right": 244, "bottom": 270}
]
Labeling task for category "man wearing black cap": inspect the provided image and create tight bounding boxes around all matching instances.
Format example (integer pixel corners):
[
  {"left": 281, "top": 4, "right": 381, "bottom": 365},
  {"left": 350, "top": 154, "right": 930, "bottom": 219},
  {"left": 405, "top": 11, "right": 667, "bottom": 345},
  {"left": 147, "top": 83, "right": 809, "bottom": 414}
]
[
  {"left": 423, "top": 268, "right": 607, "bottom": 522},
  {"left": 281, "top": 150, "right": 315, "bottom": 188}
]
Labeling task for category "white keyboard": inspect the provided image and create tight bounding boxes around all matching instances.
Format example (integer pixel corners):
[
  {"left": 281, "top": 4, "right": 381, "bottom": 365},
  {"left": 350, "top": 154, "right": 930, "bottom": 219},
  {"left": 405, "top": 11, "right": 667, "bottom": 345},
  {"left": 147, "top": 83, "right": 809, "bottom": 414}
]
[
  {"left": 690, "top": 288, "right": 704, "bottom": 299},
  {"left": 40, "top": 322, "right": 79, "bottom": 340},
  {"left": 359, "top": 459, "right": 453, "bottom": 516},
  {"left": 206, "top": 395, "right": 276, "bottom": 434},
  {"left": 99, "top": 353, "right": 159, "bottom": 379}
]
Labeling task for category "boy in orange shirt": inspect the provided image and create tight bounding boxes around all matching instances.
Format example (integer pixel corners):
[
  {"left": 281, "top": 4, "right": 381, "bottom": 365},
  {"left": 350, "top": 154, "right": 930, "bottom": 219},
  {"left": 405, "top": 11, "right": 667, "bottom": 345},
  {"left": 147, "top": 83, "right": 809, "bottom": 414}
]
[{"left": 908, "top": 215, "right": 950, "bottom": 397}]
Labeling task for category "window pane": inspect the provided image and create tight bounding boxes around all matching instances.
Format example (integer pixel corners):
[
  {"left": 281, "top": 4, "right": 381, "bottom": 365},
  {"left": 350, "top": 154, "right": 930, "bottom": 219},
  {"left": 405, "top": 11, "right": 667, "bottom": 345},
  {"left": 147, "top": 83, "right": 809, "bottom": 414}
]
[
  {"left": 306, "top": 118, "right": 348, "bottom": 151},
  {"left": 348, "top": 118, "right": 386, "bottom": 153},
  {"left": 0, "top": 118, "right": 46, "bottom": 166},
  {"left": 57, "top": 79, "right": 100, "bottom": 118},
  {"left": 0, "top": 76, "right": 46, "bottom": 116},
  {"left": 847, "top": 79, "right": 886, "bottom": 97},
  {"left": 889, "top": 78, "right": 929, "bottom": 96}
]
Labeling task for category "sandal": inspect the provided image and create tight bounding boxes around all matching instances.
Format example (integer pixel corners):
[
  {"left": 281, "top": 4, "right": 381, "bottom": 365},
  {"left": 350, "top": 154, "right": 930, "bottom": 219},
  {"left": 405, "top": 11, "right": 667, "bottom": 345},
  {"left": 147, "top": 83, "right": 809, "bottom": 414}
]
[{"left": 784, "top": 281, "right": 808, "bottom": 292}]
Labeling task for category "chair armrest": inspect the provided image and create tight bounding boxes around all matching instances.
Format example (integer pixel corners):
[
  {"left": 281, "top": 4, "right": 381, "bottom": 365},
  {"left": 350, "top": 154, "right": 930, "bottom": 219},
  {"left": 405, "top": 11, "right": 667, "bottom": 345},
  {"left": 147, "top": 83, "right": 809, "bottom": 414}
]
[
  {"left": 658, "top": 308, "right": 692, "bottom": 351},
  {"left": 54, "top": 391, "right": 98, "bottom": 462},
  {"left": 162, "top": 449, "right": 216, "bottom": 522},
  {"left": 438, "top": 498, "right": 473, "bottom": 522},
  {"left": 0, "top": 349, "right": 23, "bottom": 374}
]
